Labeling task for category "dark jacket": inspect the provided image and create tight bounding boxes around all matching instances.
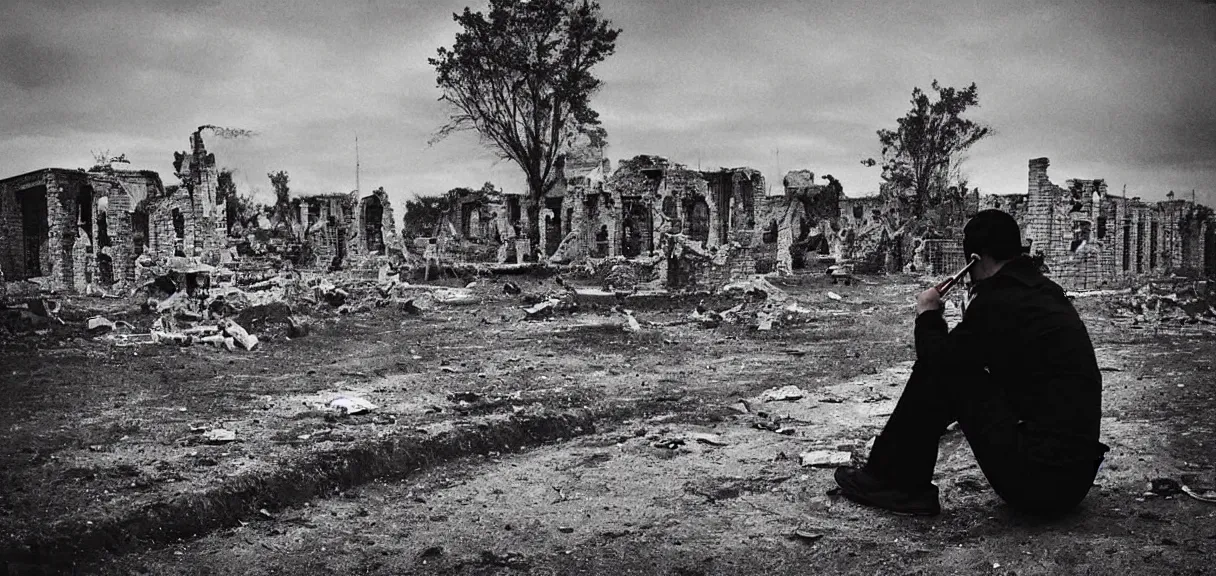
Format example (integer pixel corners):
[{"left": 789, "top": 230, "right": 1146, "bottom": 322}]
[{"left": 915, "top": 255, "right": 1108, "bottom": 466}]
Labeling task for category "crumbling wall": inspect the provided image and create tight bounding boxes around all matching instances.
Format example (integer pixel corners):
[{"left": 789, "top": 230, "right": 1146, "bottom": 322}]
[
  {"left": 778, "top": 171, "right": 844, "bottom": 271},
  {"left": 429, "top": 185, "right": 521, "bottom": 265},
  {"left": 836, "top": 195, "right": 901, "bottom": 273},
  {"left": 1019, "top": 157, "right": 1215, "bottom": 289}
]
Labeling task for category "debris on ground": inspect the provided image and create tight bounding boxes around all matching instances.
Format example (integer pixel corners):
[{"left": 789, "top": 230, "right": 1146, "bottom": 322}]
[
  {"left": 329, "top": 397, "right": 377, "bottom": 415},
  {"left": 759, "top": 385, "right": 806, "bottom": 402},
  {"left": 619, "top": 308, "right": 642, "bottom": 332},
  {"left": 721, "top": 277, "right": 789, "bottom": 303},
  {"left": 799, "top": 450, "right": 852, "bottom": 467},
  {"left": 1181, "top": 485, "right": 1216, "bottom": 504},
  {"left": 752, "top": 414, "right": 796, "bottom": 435},
  {"left": 203, "top": 429, "right": 237, "bottom": 444},
  {"left": 1147, "top": 477, "right": 1184, "bottom": 497},
  {"left": 688, "top": 432, "right": 727, "bottom": 446},
  {"left": 792, "top": 528, "right": 825, "bottom": 542},
  {"left": 287, "top": 316, "right": 311, "bottom": 338},
  {"left": 220, "top": 319, "right": 259, "bottom": 350},
  {"left": 1106, "top": 283, "right": 1216, "bottom": 329},
  {"left": 651, "top": 438, "right": 686, "bottom": 450},
  {"left": 827, "top": 291, "right": 844, "bottom": 301}
]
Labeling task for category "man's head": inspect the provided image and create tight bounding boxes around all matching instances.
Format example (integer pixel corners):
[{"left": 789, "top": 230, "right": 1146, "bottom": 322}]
[{"left": 963, "top": 209, "right": 1022, "bottom": 281}]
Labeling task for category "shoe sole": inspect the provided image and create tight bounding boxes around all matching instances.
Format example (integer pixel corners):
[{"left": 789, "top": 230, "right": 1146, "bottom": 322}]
[{"left": 837, "top": 490, "right": 940, "bottom": 517}]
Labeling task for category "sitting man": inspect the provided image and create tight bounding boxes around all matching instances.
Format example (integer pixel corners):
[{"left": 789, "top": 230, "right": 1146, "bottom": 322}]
[{"left": 834, "top": 209, "right": 1109, "bottom": 516}]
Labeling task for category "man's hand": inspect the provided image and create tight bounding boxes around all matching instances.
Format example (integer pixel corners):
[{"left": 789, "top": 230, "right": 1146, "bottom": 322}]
[{"left": 916, "top": 287, "right": 942, "bottom": 315}]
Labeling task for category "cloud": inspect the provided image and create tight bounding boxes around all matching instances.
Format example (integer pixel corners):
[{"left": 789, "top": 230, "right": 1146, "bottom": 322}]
[{"left": 2, "top": 0, "right": 1215, "bottom": 212}]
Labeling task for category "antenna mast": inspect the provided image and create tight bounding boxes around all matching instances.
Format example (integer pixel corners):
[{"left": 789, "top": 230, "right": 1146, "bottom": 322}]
[{"left": 355, "top": 134, "right": 361, "bottom": 194}]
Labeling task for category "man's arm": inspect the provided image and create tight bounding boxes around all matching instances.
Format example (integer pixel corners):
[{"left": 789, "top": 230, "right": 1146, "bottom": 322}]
[{"left": 914, "top": 294, "right": 992, "bottom": 376}]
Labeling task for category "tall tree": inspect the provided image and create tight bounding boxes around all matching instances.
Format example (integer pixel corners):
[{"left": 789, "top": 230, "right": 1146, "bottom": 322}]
[
  {"left": 871, "top": 81, "right": 991, "bottom": 215},
  {"left": 429, "top": 0, "right": 620, "bottom": 246},
  {"left": 267, "top": 170, "right": 295, "bottom": 231}
]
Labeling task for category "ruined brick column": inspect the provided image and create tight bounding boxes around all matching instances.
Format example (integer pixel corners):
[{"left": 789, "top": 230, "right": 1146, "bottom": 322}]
[
  {"left": 44, "top": 173, "right": 71, "bottom": 291},
  {"left": 1025, "top": 158, "right": 1053, "bottom": 258}
]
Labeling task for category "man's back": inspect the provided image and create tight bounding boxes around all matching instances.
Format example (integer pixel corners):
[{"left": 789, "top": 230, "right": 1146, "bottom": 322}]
[{"left": 967, "top": 256, "right": 1104, "bottom": 458}]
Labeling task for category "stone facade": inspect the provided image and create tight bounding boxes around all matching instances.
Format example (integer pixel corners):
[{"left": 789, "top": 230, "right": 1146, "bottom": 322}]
[
  {"left": 919, "top": 158, "right": 1215, "bottom": 289},
  {"left": 0, "top": 167, "right": 164, "bottom": 293},
  {"left": 297, "top": 188, "right": 402, "bottom": 270},
  {"left": 1019, "top": 158, "right": 1215, "bottom": 289}
]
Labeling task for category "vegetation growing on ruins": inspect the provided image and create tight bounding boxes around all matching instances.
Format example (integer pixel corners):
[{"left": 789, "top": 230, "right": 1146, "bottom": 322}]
[
  {"left": 865, "top": 81, "right": 992, "bottom": 216},
  {"left": 429, "top": 0, "right": 621, "bottom": 245}
]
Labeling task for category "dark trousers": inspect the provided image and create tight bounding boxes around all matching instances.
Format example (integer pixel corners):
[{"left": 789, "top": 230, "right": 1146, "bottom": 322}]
[{"left": 864, "top": 361, "right": 1105, "bottom": 516}]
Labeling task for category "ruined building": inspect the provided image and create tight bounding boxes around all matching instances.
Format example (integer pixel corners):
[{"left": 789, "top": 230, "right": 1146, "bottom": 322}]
[
  {"left": 425, "top": 184, "right": 524, "bottom": 265},
  {"left": 0, "top": 126, "right": 230, "bottom": 295},
  {"left": 296, "top": 187, "right": 400, "bottom": 270},
  {"left": 1016, "top": 157, "right": 1215, "bottom": 289},
  {"left": 405, "top": 150, "right": 1216, "bottom": 290},
  {"left": 0, "top": 167, "right": 163, "bottom": 293}
]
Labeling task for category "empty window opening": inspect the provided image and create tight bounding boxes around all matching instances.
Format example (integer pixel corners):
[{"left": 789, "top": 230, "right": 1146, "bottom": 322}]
[
  {"left": 1122, "top": 222, "right": 1131, "bottom": 272},
  {"left": 543, "top": 198, "right": 563, "bottom": 256},
  {"left": 15, "top": 185, "right": 49, "bottom": 279},
  {"left": 1135, "top": 221, "right": 1145, "bottom": 273},
  {"left": 762, "top": 221, "right": 778, "bottom": 244},
  {"left": 593, "top": 225, "right": 609, "bottom": 258},
  {"left": 132, "top": 201, "right": 149, "bottom": 257},
  {"left": 687, "top": 199, "right": 710, "bottom": 242},
  {"left": 662, "top": 196, "right": 676, "bottom": 220},
  {"left": 1071, "top": 221, "right": 1091, "bottom": 252},
  {"left": 364, "top": 196, "right": 385, "bottom": 253},
  {"left": 1148, "top": 222, "right": 1158, "bottom": 270},
  {"left": 172, "top": 208, "right": 186, "bottom": 257},
  {"left": 77, "top": 185, "right": 94, "bottom": 241},
  {"left": 308, "top": 202, "right": 321, "bottom": 226}
]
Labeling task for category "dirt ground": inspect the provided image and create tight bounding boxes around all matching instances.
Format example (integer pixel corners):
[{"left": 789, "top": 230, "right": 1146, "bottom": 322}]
[{"left": 3, "top": 271, "right": 1215, "bottom": 575}]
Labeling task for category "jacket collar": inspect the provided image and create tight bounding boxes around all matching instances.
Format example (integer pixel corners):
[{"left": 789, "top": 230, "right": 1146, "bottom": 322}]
[{"left": 977, "top": 255, "right": 1047, "bottom": 290}]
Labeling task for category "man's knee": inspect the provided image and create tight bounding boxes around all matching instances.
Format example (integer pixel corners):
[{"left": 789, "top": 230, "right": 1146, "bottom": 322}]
[{"left": 991, "top": 463, "right": 1099, "bottom": 517}]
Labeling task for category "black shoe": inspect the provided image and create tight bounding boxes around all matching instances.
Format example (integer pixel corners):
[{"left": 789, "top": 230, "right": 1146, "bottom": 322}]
[{"left": 832, "top": 467, "right": 941, "bottom": 516}]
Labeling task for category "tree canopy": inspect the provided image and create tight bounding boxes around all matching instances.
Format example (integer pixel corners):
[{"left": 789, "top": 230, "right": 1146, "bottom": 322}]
[
  {"left": 870, "top": 81, "right": 991, "bottom": 213},
  {"left": 429, "top": 0, "right": 620, "bottom": 232}
]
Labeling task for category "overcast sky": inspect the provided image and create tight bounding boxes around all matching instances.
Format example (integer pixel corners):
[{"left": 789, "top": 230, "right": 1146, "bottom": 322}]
[{"left": 2, "top": 0, "right": 1215, "bottom": 210}]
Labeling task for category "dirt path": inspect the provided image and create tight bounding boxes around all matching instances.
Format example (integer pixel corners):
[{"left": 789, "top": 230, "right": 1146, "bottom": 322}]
[{"left": 87, "top": 301, "right": 1216, "bottom": 575}]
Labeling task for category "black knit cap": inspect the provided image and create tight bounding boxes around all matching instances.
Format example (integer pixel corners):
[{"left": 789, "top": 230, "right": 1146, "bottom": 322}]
[{"left": 963, "top": 209, "right": 1023, "bottom": 260}]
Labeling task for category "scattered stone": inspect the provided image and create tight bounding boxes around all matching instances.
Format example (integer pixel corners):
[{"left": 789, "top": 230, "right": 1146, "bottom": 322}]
[
  {"left": 651, "top": 438, "right": 686, "bottom": 450},
  {"left": 760, "top": 385, "right": 805, "bottom": 402},
  {"left": 793, "top": 528, "right": 825, "bottom": 542},
  {"left": 203, "top": 428, "right": 237, "bottom": 444},
  {"left": 86, "top": 316, "right": 117, "bottom": 334},
  {"left": 800, "top": 450, "right": 852, "bottom": 467},
  {"left": 1148, "top": 477, "right": 1183, "bottom": 497},
  {"left": 287, "top": 316, "right": 311, "bottom": 338},
  {"left": 1181, "top": 485, "right": 1216, "bottom": 504},
  {"left": 503, "top": 282, "right": 522, "bottom": 295},
  {"left": 220, "top": 319, "right": 259, "bottom": 351},
  {"left": 826, "top": 291, "right": 844, "bottom": 301},
  {"left": 689, "top": 432, "right": 727, "bottom": 446},
  {"left": 329, "top": 396, "right": 377, "bottom": 415}
]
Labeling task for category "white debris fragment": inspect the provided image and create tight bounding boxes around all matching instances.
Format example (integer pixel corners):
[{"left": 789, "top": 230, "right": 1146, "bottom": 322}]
[
  {"left": 221, "top": 319, "right": 259, "bottom": 350},
  {"left": 800, "top": 450, "right": 852, "bottom": 467},
  {"left": 826, "top": 292, "right": 844, "bottom": 301},
  {"left": 760, "top": 385, "right": 806, "bottom": 402},
  {"left": 688, "top": 432, "right": 727, "bottom": 446},
  {"left": 329, "top": 396, "right": 377, "bottom": 415},
  {"left": 622, "top": 310, "right": 641, "bottom": 332},
  {"left": 203, "top": 428, "right": 237, "bottom": 444}
]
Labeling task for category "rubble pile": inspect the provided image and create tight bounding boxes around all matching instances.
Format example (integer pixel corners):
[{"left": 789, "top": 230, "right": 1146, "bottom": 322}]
[{"left": 1108, "top": 285, "right": 1216, "bottom": 328}]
